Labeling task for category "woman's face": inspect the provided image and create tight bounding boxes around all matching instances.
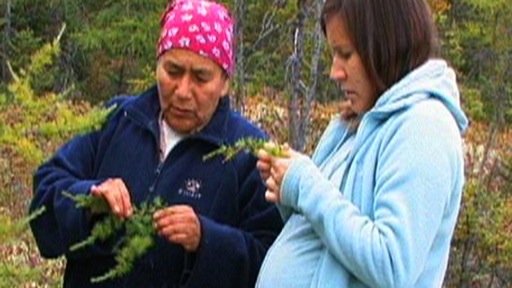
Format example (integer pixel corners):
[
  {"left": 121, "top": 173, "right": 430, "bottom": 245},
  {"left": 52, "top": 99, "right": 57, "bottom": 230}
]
[
  {"left": 326, "top": 16, "right": 378, "bottom": 115},
  {"left": 156, "top": 49, "right": 229, "bottom": 134}
]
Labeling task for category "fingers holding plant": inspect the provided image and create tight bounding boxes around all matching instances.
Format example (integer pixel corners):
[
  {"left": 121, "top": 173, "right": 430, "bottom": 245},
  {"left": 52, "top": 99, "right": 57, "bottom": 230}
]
[
  {"left": 153, "top": 205, "right": 201, "bottom": 252},
  {"left": 256, "top": 147, "right": 273, "bottom": 182},
  {"left": 64, "top": 194, "right": 165, "bottom": 283},
  {"left": 257, "top": 142, "right": 301, "bottom": 204},
  {"left": 202, "top": 138, "right": 300, "bottom": 204},
  {"left": 91, "top": 178, "right": 133, "bottom": 218}
]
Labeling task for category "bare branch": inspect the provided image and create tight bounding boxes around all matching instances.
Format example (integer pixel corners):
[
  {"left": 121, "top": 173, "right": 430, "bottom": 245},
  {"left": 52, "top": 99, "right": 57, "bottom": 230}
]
[
  {"left": 6, "top": 61, "right": 18, "bottom": 82},
  {"left": 251, "top": 10, "right": 280, "bottom": 51},
  {"left": 55, "top": 23, "right": 67, "bottom": 44}
]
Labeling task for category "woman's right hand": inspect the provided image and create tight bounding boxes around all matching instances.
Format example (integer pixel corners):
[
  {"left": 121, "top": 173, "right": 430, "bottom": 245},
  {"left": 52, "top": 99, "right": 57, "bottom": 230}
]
[
  {"left": 256, "top": 149, "right": 272, "bottom": 183},
  {"left": 256, "top": 143, "right": 297, "bottom": 203},
  {"left": 91, "top": 178, "right": 133, "bottom": 218}
]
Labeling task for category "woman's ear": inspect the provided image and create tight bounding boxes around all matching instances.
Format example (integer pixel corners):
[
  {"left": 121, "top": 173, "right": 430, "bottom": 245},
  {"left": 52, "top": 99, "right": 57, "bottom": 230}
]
[{"left": 220, "top": 78, "right": 230, "bottom": 97}]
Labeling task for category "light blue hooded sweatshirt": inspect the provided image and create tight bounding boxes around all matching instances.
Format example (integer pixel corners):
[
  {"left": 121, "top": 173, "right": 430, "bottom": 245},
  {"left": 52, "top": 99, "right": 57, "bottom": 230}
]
[{"left": 256, "top": 59, "right": 468, "bottom": 288}]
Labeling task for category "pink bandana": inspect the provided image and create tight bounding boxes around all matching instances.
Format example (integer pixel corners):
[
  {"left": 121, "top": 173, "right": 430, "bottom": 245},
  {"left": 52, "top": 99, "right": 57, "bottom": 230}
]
[{"left": 157, "top": 0, "right": 234, "bottom": 76}]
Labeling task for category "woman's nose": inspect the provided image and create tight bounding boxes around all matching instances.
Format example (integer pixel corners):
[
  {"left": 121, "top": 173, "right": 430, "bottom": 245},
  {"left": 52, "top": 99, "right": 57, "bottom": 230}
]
[
  {"left": 175, "top": 74, "right": 192, "bottom": 98},
  {"left": 329, "top": 57, "right": 347, "bottom": 82}
]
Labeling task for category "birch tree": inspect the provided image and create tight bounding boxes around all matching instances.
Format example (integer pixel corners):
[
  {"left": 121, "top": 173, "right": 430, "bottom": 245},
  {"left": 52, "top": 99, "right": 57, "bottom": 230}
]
[
  {"left": 233, "top": 0, "right": 246, "bottom": 113},
  {"left": 288, "top": 0, "right": 323, "bottom": 152}
]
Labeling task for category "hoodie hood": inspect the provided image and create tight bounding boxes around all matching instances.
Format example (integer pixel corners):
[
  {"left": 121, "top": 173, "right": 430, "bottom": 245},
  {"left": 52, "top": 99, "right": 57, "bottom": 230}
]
[{"left": 370, "top": 59, "right": 468, "bottom": 134}]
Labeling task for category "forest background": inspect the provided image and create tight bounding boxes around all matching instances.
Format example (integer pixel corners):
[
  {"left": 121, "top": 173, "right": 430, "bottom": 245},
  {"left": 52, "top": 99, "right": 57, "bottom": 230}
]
[{"left": 0, "top": 0, "right": 511, "bottom": 287}]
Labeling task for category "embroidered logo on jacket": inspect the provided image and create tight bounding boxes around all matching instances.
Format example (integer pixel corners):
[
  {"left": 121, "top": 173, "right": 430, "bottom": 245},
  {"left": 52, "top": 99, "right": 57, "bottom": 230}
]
[{"left": 178, "top": 179, "right": 202, "bottom": 199}]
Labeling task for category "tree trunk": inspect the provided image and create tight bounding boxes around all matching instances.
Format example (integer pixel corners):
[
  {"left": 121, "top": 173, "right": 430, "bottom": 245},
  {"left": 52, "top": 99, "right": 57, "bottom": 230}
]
[
  {"left": 233, "top": 0, "right": 246, "bottom": 114},
  {"left": 2, "top": 0, "right": 12, "bottom": 82},
  {"left": 300, "top": 0, "right": 323, "bottom": 152},
  {"left": 289, "top": 0, "right": 322, "bottom": 152},
  {"left": 288, "top": 0, "right": 305, "bottom": 150}
]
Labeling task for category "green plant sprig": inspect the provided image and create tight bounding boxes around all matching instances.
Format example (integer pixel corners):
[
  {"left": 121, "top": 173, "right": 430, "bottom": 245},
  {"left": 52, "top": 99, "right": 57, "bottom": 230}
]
[
  {"left": 69, "top": 215, "right": 124, "bottom": 252},
  {"left": 202, "top": 137, "right": 286, "bottom": 162},
  {"left": 63, "top": 191, "right": 110, "bottom": 214},
  {"left": 64, "top": 192, "right": 166, "bottom": 283},
  {"left": 0, "top": 206, "right": 46, "bottom": 242},
  {"left": 91, "top": 235, "right": 153, "bottom": 283},
  {"left": 91, "top": 199, "right": 163, "bottom": 283}
]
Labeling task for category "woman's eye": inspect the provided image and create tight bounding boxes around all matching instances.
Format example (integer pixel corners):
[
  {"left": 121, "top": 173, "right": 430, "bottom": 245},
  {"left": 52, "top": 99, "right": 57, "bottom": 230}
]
[
  {"left": 332, "top": 47, "right": 353, "bottom": 61},
  {"left": 166, "top": 69, "right": 181, "bottom": 76},
  {"left": 195, "top": 74, "right": 210, "bottom": 83},
  {"left": 340, "top": 51, "right": 352, "bottom": 60}
]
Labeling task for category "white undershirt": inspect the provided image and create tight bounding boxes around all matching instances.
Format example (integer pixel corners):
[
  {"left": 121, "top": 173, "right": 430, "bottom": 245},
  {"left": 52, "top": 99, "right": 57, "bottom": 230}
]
[{"left": 159, "top": 116, "right": 185, "bottom": 161}]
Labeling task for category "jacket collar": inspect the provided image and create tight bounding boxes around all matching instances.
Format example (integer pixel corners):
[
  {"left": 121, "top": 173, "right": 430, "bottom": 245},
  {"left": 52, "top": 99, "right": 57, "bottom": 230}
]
[{"left": 123, "top": 85, "right": 231, "bottom": 146}]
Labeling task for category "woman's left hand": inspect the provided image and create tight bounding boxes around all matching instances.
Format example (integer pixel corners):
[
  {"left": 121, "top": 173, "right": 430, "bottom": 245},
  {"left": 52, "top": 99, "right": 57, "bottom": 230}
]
[{"left": 153, "top": 205, "right": 202, "bottom": 252}]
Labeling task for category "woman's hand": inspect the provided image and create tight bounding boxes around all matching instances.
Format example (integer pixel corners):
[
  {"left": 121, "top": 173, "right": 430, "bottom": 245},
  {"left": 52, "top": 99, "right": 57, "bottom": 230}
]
[
  {"left": 91, "top": 178, "right": 133, "bottom": 218},
  {"left": 153, "top": 205, "right": 201, "bottom": 252},
  {"left": 257, "top": 143, "right": 299, "bottom": 203}
]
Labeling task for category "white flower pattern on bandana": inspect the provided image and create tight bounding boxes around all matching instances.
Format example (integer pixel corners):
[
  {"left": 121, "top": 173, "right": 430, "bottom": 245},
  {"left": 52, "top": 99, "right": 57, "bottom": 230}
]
[
  {"left": 201, "top": 22, "right": 211, "bottom": 32},
  {"left": 189, "top": 24, "right": 199, "bottom": 33},
  {"left": 198, "top": 6, "right": 208, "bottom": 16},
  {"left": 157, "top": 0, "right": 234, "bottom": 76},
  {"left": 208, "top": 35, "right": 217, "bottom": 43},
  {"left": 183, "top": 1, "right": 194, "bottom": 11},
  {"left": 182, "top": 14, "right": 193, "bottom": 22},
  {"left": 168, "top": 28, "right": 179, "bottom": 37},
  {"left": 179, "top": 37, "right": 191, "bottom": 47},
  {"left": 196, "top": 35, "right": 206, "bottom": 44}
]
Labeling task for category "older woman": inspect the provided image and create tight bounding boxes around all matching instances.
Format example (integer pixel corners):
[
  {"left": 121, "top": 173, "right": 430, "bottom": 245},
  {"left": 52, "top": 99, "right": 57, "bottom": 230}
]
[{"left": 29, "top": 1, "right": 283, "bottom": 287}]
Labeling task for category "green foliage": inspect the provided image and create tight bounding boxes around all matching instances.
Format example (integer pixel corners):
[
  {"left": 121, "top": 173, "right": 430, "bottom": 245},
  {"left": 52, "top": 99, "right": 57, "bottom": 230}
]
[
  {"left": 445, "top": 124, "right": 512, "bottom": 286},
  {"left": 0, "top": 25, "right": 114, "bottom": 166},
  {"left": 3, "top": 0, "right": 509, "bottom": 125},
  {"left": 463, "top": 0, "right": 508, "bottom": 11},
  {"left": 62, "top": 191, "right": 109, "bottom": 215},
  {"left": 39, "top": 102, "right": 117, "bottom": 138},
  {"left": 448, "top": 177, "right": 512, "bottom": 286},
  {"left": 8, "top": 29, "right": 44, "bottom": 75},
  {"left": 0, "top": 207, "right": 45, "bottom": 243},
  {"left": 0, "top": 206, "right": 63, "bottom": 288},
  {"left": 203, "top": 137, "right": 286, "bottom": 162},
  {"left": 0, "top": 261, "right": 60, "bottom": 288},
  {"left": 70, "top": 0, "right": 166, "bottom": 102},
  {"left": 70, "top": 213, "right": 124, "bottom": 252},
  {"left": 127, "top": 64, "right": 155, "bottom": 93},
  {"left": 460, "top": 85, "right": 486, "bottom": 122},
  {"left": 0, "top": 265, "right": 40, "bottom": 288},
  {"left": 92, "top": 235, "right": 153, "bottom": 283},
  {"left": 65, "top": 193, "right": 166, "bottom": 283},
  {"left": 0, "top": 27, "right": 114, "bottom": 287},
  {"left": 439, "top": 0, "right": 512, "bottom": 124},
  {"left": 241, "top": 1, "right": 314, "bottom": 93}
]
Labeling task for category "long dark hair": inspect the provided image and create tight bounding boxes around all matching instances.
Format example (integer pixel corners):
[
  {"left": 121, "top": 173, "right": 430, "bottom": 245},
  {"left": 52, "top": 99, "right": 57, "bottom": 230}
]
[{"left": 321, "top": 0, "right": 439, "bottom": 96}]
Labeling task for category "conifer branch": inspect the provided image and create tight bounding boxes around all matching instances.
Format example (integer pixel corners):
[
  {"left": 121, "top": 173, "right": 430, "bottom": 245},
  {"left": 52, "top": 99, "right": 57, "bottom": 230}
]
[
  {"left": 63, "top": 191, "right": 110, "bottom": 214},
  {"left": 0, "top": 206, "right": 46, "bottom": 242},
  {"left": 64, "top": 192, "right": 166, "bottom": 283},
  {"left": 19, "top": 206, "right": 46, "bottom": 227},
  {"left": 202, "top": 137, "right": 286, "bottom": 162}
]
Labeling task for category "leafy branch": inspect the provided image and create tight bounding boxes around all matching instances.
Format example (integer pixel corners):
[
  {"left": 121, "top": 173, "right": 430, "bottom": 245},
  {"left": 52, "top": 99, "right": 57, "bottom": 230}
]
[
  {"left": 202, "top": 137, "right": 286, "bottom": 162},
  {"left": 0, "top": 206, "right": 46, "bottom": 242},
  {"left": 63, "top": 192, "right": 166, "bottom": 283},
  {"left": 37, "top": 103, "right": 118, "bottom": 138}
]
